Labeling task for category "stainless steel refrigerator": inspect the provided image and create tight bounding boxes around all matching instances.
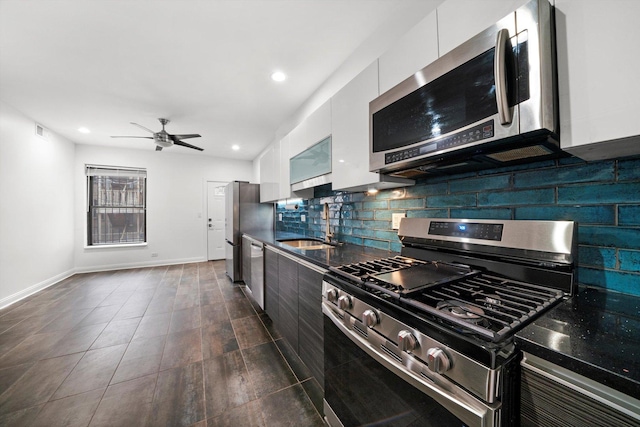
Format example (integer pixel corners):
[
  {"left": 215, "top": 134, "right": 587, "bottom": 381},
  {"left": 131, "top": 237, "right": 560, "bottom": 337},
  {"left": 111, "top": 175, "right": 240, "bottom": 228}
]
[{"left": 225, "top": 181, "right": 273, "bottom": 282}]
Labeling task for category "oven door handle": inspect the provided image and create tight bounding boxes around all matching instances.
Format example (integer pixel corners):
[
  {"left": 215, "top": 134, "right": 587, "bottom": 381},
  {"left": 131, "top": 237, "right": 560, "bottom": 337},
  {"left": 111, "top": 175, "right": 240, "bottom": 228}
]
[{"left": 323, "top": 303, "right": 499, "bottom": 427}]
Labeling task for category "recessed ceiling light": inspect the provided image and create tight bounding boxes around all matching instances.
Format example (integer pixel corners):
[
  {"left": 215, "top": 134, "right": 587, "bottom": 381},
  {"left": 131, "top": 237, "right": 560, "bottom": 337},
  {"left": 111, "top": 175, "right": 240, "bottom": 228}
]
[
  {"left": 78, "top": 127, "right": 91, "bottom": 134},
  {"left": 271, "top": 71, "right": 287, "bottom": 82},
  {"left": 231, "top": 145, "right": 240, "bottom": 151}
]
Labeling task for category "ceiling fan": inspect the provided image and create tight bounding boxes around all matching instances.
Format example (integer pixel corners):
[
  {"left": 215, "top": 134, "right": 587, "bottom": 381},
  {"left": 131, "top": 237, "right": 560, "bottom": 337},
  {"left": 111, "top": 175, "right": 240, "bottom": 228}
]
[{"left": 111, "top": 118, "right": 203, "bottom": 151}]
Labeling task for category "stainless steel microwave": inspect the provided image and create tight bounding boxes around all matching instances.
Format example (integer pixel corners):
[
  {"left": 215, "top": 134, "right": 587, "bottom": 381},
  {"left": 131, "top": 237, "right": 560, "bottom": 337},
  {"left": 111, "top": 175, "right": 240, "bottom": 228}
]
[{"left": 370, "top": 0, "right": 564, "bottom": 178}]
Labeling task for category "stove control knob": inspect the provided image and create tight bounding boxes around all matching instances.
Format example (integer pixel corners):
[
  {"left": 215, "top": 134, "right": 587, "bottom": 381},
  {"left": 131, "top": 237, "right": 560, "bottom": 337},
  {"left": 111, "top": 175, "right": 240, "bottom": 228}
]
[
  {"left": 362, "top": 310, "right": 379, "bottom": 328},
  {"left": 326, "top": 288, "right": 338, "bottom": 303},
  {"left": 397, "top": 330, "right": 418, "bottom": 353},
  {"left": 337, "top": 295, "right": 352, "bottom": 310},
  {"left": 426, "top": 348, "right": 451, "bottom": 374}
]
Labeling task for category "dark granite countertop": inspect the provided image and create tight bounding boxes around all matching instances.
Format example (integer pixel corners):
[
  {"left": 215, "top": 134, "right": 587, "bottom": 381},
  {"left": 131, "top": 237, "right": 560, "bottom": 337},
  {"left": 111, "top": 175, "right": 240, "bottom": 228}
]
[
  {"left": 515, "top": 287, "right": 640, "bottom": 398},
  {"left": 243, "top": 230, "right": 397, "bottom": 270}
]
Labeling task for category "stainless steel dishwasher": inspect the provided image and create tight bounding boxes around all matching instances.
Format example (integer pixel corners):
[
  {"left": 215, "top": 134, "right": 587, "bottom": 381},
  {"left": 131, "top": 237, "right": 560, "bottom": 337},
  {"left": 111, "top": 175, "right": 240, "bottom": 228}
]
[{"left": 243, "top": 236, "right": 264, "bottom": 310}]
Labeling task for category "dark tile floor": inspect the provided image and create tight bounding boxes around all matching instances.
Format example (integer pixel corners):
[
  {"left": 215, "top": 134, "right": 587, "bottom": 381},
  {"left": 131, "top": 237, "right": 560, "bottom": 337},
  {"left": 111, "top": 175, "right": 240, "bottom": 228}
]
[{"left": 0, "top": 261, "right": 325, "bottom": 426}]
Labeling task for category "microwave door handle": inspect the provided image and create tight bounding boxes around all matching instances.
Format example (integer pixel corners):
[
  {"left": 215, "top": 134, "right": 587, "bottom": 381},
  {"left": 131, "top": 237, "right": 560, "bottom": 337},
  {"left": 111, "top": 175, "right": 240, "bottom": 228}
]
[{"left": 495, "top": 28, "right": 512, "bottom": 125}]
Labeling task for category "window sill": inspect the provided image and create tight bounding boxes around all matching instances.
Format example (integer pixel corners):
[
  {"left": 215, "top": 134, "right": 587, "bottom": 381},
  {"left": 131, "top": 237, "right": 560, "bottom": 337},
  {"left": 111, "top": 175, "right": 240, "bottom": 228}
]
[{"left": 84, "top": 242, "right": 148, "bottom": 250}]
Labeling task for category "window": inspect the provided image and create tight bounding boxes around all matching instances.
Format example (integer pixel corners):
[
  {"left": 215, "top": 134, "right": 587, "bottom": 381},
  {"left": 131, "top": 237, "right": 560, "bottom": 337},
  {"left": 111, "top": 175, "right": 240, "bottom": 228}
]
[{"left": 86, "top": 165, "right": 147, "bottom": 246}]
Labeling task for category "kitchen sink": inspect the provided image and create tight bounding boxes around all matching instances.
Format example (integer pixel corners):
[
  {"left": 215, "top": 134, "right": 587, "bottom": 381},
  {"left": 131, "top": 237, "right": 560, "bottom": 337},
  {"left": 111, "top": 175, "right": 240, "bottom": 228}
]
[{"left": 278, "top": 239, "right": 334, "bottom": 250}]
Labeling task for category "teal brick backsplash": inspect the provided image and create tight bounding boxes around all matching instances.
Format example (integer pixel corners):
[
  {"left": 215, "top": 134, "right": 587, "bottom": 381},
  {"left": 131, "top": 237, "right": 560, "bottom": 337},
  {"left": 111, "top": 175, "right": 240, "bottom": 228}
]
[
  {"left": 406, "top": 209, "right": 449, "bottom": 218},
  {"left": 579, "top": 246, "right": 617, "bottom": 269},
  {"left": 578, "top": 226, "right": 640, "bottom": 249},
  {"left": 449, "top": 174, "right": 510, "bottom": 193},
  {"left": 619, "top": 206, "right": 640, "bottom": 226},
  {"left": 515, "top": 206, "right": 616, "bottom": 224},
  {"left": 558, "top": 182, "right": 640, "bottom": 204},
  {"left": 478, "top": 188, "right": 555, "bottom": 206},
  {"left": 390, "top": 198, "right": 424, "bottom": 209},
  {"left": 619, "top": 250, "right": 640, "bottom": 272},
  {"left": 428, "top": 193, "right": 477, "bottom": 208},
  {"left": 276, "top": 155, "right": 640, "bottom": 296},
  {"left": 618, "top": 158, "right": 640, "bottom": 180},
  {"left": 514, "top": 162, "right": 615, "bottom": 188}
]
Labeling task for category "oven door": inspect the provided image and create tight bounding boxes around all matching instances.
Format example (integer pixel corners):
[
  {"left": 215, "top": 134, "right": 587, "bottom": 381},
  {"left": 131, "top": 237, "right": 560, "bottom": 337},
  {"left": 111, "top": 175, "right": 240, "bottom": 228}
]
[{"left": 323, "top": 302, "right": 500, "bottom": 427}]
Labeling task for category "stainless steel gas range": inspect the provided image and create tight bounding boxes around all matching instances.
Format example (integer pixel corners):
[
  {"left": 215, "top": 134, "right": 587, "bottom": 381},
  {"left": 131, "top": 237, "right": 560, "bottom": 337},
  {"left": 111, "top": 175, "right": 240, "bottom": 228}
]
[{"left": 322, "top": 218, "right": 577, "bottom": 427}]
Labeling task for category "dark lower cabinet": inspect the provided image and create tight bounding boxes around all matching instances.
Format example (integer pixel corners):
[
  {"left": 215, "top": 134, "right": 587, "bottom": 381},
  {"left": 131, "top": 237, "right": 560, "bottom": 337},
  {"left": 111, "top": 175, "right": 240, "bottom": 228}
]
[
  {"left": 278, "top": 253, "right": 299, "bottom": 352},
  {"left": 264, "top": 246, "right": 279, "bottom": 325},
  {"left": 263, "top": 245, "right": 326, "bottom": 392},
  {"left": 298, "top": 263, "right": 324, "bottom": 386},
  {"left": 521, "top": 353, "right": 640, "bottom": 427}
]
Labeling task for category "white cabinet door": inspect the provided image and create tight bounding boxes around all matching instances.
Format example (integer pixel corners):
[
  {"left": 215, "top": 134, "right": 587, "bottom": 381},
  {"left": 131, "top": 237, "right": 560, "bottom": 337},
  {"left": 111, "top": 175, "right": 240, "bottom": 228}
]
[
  {"left": 305, "top": 99, "right": 332, "bottom": 151},
  {"left": 332, "top": 61, "right": 379, "bottom": 191},
  {"left": 259, "top": 142, "right": 280, "bottom": 203},
  {"left": 332, "top": 61, "right": 413, "bottom": 192},
  {"left": 289, "top": 99, "right": 332, "bottom": 157},
  {"left": 378, "top": 10, "right": 439, "bottom": 94},
  {"left": 278, "top": 134, "right": 293, "bottom": 200},
  {"left": 556, "top": 0, "right": 640, "bottom": 160},
  {"left": 437, "top": 0, "right": 531, "bottom": 56}
]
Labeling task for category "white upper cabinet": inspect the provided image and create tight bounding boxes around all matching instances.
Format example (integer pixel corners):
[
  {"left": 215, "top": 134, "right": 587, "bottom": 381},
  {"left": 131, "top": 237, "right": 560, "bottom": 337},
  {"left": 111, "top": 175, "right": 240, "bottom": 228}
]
[
  {"left": 555, "top": 0, "right": 640, "bottom": 160},
  {"left": 289, "top": 100, "right": 332, "bottom": 158},
  {"left": 437, "top": 0, "right": 531, "bottom": 56},
  {"left": 259, "top": 141, "right": 280, "bottom": 203},
  {"left": 332, "top": 61, "right": 414, "bottom": 192},
  {"left": 378, "top": 10, "right": 439, "bottom": 95},
  {"left": 278, "top": 134, "right": 293, "bottom": 200}
]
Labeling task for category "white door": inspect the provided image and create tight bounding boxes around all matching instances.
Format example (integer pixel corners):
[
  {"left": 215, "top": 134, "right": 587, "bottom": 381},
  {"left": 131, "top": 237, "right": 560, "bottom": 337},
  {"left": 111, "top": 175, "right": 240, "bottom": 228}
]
[{"left": 207, "top": 182, "right": 226, "bottom": 260}]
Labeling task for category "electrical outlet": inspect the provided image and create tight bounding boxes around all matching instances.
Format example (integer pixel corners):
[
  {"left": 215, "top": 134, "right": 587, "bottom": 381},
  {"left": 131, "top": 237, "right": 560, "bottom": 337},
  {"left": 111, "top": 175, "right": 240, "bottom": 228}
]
[
  {"left": 151, "top": 253, "right": 159, "bottom": 258},
  {"left": 301, "top": 214, "right": 306, "bottom": 222},
  {"left": 278, "top": 213, "right": 283, "bottom": 221},
  {"left": 392, "top": 213, "right": 406, "bottom": 230}
]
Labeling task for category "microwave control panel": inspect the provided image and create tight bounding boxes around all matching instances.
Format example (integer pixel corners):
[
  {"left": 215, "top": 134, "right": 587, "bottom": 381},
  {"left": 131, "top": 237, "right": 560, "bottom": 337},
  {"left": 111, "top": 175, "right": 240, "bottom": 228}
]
[{"left": 384, "top": 120, "right": 494, "bottom": 165}]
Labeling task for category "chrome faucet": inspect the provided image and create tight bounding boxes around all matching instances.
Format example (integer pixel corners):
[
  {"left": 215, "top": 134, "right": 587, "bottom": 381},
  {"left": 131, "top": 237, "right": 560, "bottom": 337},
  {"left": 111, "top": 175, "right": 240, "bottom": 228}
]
[{"left": 324, "top": 202, "right": 334, "bottom": 243}]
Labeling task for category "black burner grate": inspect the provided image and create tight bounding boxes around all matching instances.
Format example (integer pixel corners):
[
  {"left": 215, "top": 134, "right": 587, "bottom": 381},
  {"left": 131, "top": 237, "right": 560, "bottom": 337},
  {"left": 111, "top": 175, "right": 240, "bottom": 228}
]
[
  {"left": 332, "top": 256, "right": 426, "bottom": 281},
  {"left": 407, "top": 274, "right": 564, "bottom": 340},
  {"left": 329, "top": 256, "right": 565, "bottom": 342}
]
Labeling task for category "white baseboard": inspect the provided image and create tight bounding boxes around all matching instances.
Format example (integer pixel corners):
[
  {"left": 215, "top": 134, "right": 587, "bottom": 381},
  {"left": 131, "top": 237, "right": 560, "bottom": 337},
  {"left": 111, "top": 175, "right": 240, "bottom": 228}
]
[
  {"left": 0, "top": 257, "right": 208, "bottom": 311},
  {"left": 73, "top": 257, "right": 207, "bottom": 274},
  {"left": 0, "top": 268, "right": 75, "bottom": 310}
]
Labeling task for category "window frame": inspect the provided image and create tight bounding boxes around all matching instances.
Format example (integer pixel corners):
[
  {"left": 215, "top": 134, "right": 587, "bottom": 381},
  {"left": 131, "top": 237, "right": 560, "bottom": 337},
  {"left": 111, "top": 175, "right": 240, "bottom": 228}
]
[{"left": 85, "top": 165, "right": 147, "bottom": 247}]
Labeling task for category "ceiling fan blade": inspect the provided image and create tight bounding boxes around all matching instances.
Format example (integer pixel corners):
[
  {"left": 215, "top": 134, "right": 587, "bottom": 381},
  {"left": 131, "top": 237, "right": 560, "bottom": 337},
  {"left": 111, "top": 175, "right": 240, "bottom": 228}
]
[
  {"left": 130, "top": 122, "right": 156, "bottom": 134},
  {"left": 111, "top": 136, "right": 154, "bottom": 139},
  {"left": 171, "top": 133, "right": 201, "bottom": 140},
  {"left": 155, "top": 146, "right": 163, "bottom": 151},
  {"left": 174, "top": 140, "right": 204, "bottom": 151}
]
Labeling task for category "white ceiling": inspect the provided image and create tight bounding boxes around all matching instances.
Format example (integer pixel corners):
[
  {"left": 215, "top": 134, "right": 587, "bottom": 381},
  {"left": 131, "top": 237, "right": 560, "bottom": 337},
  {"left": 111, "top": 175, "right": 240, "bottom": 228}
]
[{"left": 0, "top": 0, "right": 440, "bottom": 161}]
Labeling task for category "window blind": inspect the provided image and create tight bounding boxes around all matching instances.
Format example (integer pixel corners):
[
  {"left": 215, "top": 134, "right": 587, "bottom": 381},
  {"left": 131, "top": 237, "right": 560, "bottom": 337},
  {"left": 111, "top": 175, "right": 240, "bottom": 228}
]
[{"left": 86, "top": 165, "right": 147, "bottom": 178}]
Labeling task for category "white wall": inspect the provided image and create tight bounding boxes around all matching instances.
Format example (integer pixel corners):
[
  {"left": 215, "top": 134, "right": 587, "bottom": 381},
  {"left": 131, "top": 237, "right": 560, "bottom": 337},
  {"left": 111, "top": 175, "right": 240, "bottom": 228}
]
[
  {"left": 74, "top": 145, "right": 253, "bottom": 272},
  {"left": 0, "top": 100, "right": 76, "bottom": 307}
]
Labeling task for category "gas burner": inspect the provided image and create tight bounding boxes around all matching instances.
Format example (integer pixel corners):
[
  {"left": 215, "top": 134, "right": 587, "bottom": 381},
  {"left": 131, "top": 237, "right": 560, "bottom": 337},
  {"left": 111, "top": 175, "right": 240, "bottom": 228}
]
[{"left": 437, "top": 300, "right": 485, "bottom": 323}]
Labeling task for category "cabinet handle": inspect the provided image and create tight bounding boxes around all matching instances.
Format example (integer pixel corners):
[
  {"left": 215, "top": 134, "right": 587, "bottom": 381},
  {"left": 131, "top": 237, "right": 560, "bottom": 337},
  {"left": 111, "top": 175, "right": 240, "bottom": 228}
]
[{"left": 495, "top": 28, "right": 512, "bottom": 125}]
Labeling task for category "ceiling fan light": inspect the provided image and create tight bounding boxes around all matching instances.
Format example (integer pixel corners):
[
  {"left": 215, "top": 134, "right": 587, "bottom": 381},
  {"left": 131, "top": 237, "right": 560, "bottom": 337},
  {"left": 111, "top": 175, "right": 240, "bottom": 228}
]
[{"left": 156, "top": 139, "right": 173, "bottom": 148}]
